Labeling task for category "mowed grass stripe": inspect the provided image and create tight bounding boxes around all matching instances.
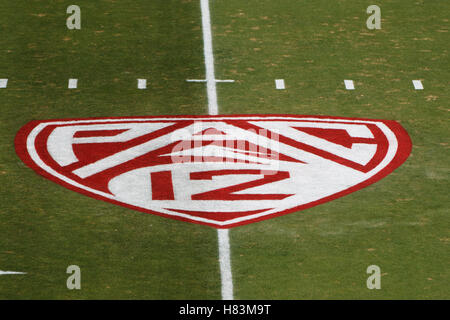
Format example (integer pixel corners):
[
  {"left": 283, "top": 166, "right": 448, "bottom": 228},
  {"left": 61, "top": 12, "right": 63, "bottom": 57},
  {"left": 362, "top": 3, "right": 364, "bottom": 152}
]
[
  {"left": 0, "top": 1, "right": 221, "bottom": 299},
  {"left": 212, "top": 0, "right": 449, "bottom": 299}
]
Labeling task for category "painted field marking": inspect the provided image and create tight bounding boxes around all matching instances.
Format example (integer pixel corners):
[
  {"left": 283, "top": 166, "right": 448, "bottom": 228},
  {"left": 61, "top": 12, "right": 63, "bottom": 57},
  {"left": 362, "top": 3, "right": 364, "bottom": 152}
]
[
  {"left": 138, "top": 79, "right": 147, "bottom": 90},
  {"left": 201, "top": 0, "right": 218, "bottom": 115},
  {"left": 68, "top": 78, "right": 78, "bottom": 89},
  {"left": 200, "top": 0, "right": 234, "bottom": 300},
  {"left": 217, "top": 229, "right": 233, "bottom": 300},
  {"left": 186, "top": 79, "right": 235, "bottom": 83},
  {"left": 412, "top": 80, "right": 424, "bottom": 90},
  {"left": 186, "top": 79, "right": 208, "bottom": 83},
  {"left": 275, "top": 79, "right": 285, "bottom": 90},
  {"left": 0, "top": 79, "right": 8, "bottom": 88},
  {"left": 344, "top": 80, "right": 355, "bottom": 90},
  {"left": 0, "top": 270, "right": 26, "bottom": 275}
]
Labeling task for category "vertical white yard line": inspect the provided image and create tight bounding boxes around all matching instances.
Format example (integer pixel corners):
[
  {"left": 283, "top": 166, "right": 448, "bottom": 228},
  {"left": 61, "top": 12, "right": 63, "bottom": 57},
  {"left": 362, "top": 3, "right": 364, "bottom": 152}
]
[
  {"left": 200, "top": 0, "right": 219, "bottom": 115},
  {"left": 217, "top": 229, "right": 234, "bottom": 300},
  {"left": 200, "top": 0, "right": 234, "bottom": 300}
]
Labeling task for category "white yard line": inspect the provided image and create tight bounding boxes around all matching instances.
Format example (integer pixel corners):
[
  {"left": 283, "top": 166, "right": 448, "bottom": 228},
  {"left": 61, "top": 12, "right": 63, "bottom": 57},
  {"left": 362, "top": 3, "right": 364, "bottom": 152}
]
[
  {"left": 200, "top": 0, "right": 234, "bottom": 300},
  {"left": 217, "top": 229, "right": 233, "bottom": 300},
  {"left": 201, "top": 0, "right": 219, "bottom": 116}
]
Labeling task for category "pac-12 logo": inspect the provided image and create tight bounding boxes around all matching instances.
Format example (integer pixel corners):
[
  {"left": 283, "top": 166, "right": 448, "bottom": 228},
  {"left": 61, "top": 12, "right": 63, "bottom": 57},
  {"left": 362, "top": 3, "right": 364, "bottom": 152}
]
[{"left": 15, "top": 115, "right": 411, "bottom": 228}]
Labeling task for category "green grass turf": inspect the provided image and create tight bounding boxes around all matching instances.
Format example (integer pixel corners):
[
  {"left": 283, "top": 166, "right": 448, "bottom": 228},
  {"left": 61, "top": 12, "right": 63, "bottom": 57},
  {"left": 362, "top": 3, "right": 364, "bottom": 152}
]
[
  {"left": 0, "top": 0, "right": 219, "bottom": 299},
  {"left": 212, "top": 0, "right": 449, "bottom": 299},
  {"left": 0, "top": 0, "right": 449, "bottom": 299}
]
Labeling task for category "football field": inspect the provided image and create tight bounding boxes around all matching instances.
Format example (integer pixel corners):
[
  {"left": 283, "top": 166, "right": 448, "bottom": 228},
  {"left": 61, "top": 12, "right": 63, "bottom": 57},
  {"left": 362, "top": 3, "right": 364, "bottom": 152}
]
[{"left": 0, "top": 0, "right": 449, "bottom": 299}]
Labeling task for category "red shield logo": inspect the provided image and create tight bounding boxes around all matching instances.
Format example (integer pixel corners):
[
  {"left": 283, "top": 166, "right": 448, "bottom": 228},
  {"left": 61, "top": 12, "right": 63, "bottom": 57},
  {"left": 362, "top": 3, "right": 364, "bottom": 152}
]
[{"left": 15, "top": 115, "right": 411, "bottom": 228}]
